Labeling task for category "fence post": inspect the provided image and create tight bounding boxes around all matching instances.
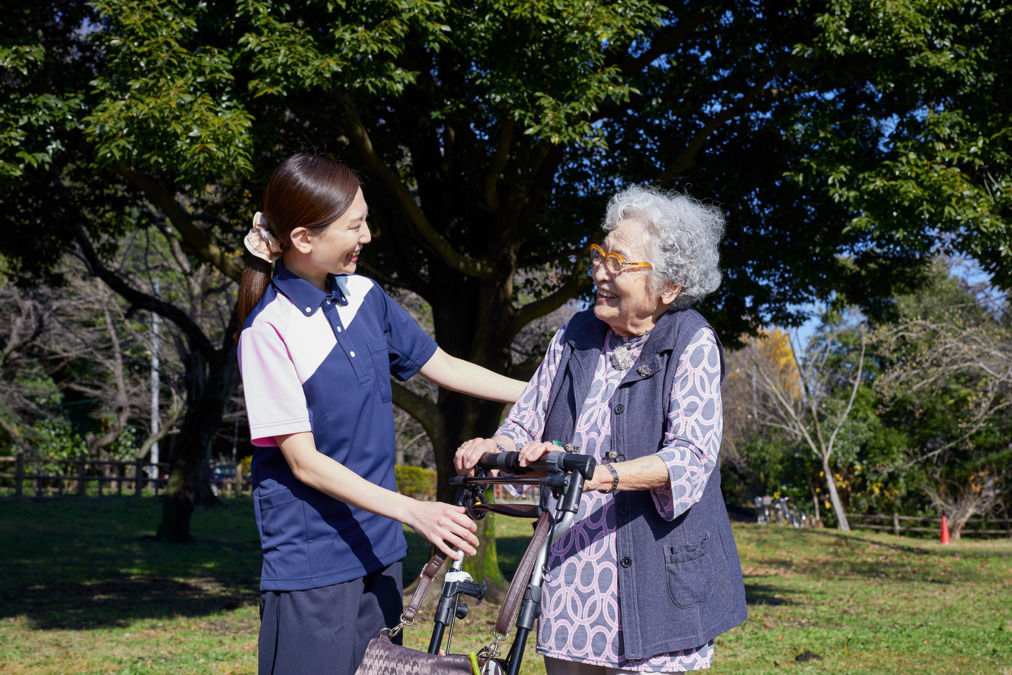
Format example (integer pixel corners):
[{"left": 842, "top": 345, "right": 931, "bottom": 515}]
[
  {"left": 892, "top": 512, "right": 900, "bottom": 537},
  {"left": 15, "top": 453, "right": 24, "bottom": 497},
  {"left": 78, "top": 457, "right": 87, "bottom": 496},
  {"left": 135, "top": 458, "right": 144, "bottom": 496}
]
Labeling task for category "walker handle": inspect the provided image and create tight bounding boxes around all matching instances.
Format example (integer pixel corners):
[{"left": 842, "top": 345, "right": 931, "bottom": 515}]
[{"left": 476, "top": 449, "right": 596, "bottom": 481}]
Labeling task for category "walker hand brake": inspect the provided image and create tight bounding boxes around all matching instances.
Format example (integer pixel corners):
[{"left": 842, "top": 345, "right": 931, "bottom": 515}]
[{"left": 444, "top": 569, "right": 488, "bottom": 604}]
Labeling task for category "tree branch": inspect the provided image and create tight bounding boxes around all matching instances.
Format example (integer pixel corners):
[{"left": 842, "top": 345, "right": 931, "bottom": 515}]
[
  {"left": 74, "top": 224, "right": 216, "bottom": 360},
  {"left": 117, "top": 167, "right": 244, "bottom": 283},
  {"left": 483, "top": 119, "right": 517, "bottom": 212},
  {"left": 391, "top": 379, "right": 445, "bottom": 454},
  {"left": 897, "top": 399, "right": 1012, "bottom": 470},
  {"left": 1, "top": 300, "right": 44, "bottom": 368},
  {"left": 510, "top": 272, "right": 592, "bottom": 338},
  {"left": 823, "top": 336, "right": 866, "bottom": 457},
  {"left": 336, "top": 92, "right": 495, "bottom": 280},
  {"left": 658, "top": 53, "right": 798, "bottom": 184}
]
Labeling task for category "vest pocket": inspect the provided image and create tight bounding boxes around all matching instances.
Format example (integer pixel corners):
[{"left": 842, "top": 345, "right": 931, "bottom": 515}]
[{"left": 664, "top": 532, "right": 714, "bottom": 608}]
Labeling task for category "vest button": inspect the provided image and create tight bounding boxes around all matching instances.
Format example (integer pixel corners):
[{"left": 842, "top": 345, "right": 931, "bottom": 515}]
[
  {"left": 617, "top": 454, "right": 625, "bottom": 461},
  {"left": 620, "top": 556, "right": 632, "bottom": 568},
  {"left": 618, "top": 505, "right": 629, "bottom": 516},
  {"left": 614, "top": 404, "right": 625, "bottom": 414}
]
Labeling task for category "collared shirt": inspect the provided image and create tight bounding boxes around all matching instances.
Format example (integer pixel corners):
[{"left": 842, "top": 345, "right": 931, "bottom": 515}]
[{"left": 239, "top": 261, "right": 437, "bottom": 591}]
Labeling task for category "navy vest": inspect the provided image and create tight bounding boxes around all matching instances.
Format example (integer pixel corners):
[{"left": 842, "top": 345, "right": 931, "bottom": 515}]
[{"left": 542, "top": 308, "right": 747, "bottom": 658}]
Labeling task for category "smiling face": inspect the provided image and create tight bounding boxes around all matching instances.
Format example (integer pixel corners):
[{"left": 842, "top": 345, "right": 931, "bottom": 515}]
[
  {"left": 592, "top": 218, "right": 679, "bottom": 336},
  {"left": 286, "top": 187, "right": 371, "bottom": 290}
]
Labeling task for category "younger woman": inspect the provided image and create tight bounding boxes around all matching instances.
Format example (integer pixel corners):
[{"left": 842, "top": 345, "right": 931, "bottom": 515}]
[{"left": 237, "top": 153, "right": 525, "bottom": 675}]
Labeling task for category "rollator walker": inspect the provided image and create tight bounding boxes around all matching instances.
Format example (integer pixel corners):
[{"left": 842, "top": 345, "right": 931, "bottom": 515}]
[{"left": 395, "top": 447, "right": 595, "bottom": 675}]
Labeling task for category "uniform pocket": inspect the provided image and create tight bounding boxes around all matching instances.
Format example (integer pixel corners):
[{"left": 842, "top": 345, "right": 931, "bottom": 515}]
[
  {"left": 258, "top": 489, "right": 302, "bottom": 548},
  {"left": 368, "top": 340, "right": 393, "bottom": 403},
  {"left": 665, "top": 532, "right": 714, "bottom": 608}
]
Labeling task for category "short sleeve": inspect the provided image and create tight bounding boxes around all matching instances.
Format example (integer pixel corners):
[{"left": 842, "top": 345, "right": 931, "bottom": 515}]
[
  {"left": 238, "top": 323, "right": 313, "bottom": 447},
  {"left": 378, "top": 290, "right": 438, "bottom": 381}
]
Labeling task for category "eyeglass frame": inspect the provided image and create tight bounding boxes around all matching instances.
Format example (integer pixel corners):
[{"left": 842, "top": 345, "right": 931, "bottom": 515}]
[{"left": 589, "top": 243, "right": 652, "bottom": 275}]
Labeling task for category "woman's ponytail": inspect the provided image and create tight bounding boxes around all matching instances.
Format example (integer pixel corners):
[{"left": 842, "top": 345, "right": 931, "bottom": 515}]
[{"left": 237, "top": 258, "right": 272, "bottom": 329}]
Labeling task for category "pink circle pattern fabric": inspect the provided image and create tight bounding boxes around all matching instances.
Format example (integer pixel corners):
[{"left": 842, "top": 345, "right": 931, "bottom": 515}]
[{"left": 498, "top": 325, "right": 722, "bottom": 672}]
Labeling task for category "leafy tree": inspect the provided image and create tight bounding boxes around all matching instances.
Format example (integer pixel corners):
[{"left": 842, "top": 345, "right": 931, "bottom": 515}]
[
  {"left": 721, "top": 328, "right": 802, "bottom": 501},
  {"left": 3, "top": 1, "right": 1011, "bottom": 562},
  {"left": 871, "top": 260, "right": 1011, "bottom": 538},
  {"left": 724, "top": 326, "right": 878, "bottom": 524},
  {"left": 735, "top": 323, "right": 871, "bottom": 530}
]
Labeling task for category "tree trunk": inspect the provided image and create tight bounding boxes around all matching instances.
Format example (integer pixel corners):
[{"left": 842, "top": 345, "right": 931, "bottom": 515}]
[
  {"left": 811, "top": 485, "right": 821, "bottom": 525},
  {"left": 425, "top": 269, "right": 521, "bottom": 596},
  {"left": 469, "top": 513, "right": 506, "bottom": 599},
  {"left": 156, "top": 340, "right": 238, "bottom": 542},
  {"left": 821, "top": 456, "right": 850, "bottom": 532}
]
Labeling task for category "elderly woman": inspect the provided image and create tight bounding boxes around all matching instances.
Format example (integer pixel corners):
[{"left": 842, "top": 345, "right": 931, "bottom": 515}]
[{"left": 455, "top": 185, "right": 747, "bottom": 674}]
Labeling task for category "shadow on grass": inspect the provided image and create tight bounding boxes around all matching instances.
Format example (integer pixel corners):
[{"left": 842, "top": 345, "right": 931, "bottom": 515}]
[
  {"left": 0, "top": 573, "right": 257, "bottom": 630},
  {"left": 0, "top": 496, "right": 261, "bottom": 631},
  {"left": 804, "top": 527, "right": 932, "bottom": 555},
  {"left": 743, "top": 581, "right": 793, "bottom": 606}
]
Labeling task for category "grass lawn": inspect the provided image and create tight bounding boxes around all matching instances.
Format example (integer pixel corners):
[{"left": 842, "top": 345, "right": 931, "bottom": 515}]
[{"left": 1, "top": 496, "right": 1009, "bottom": 674}]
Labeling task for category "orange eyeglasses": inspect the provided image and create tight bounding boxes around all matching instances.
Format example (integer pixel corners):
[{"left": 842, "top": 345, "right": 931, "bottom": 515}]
[{"left": 589, "top": 244, "right": 652, "bottom": 275}]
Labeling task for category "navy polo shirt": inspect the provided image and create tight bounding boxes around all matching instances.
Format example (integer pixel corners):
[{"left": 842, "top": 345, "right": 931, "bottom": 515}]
[{"left": 238, "top": 261, "right": 437, "bottom": 591}]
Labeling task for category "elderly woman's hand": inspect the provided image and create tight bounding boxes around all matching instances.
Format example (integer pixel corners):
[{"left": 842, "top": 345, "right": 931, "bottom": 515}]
[
  {"left": 453, "top": 436, "right": 510, "bottom": 476},
  {"left": 516, "top": 441, "right": 556, "bottom": 468}
]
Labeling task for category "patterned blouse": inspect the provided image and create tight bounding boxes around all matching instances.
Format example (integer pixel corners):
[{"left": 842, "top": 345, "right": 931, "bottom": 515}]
[{"left": 497, "top": 323, "right": 723, "bottom": 672}]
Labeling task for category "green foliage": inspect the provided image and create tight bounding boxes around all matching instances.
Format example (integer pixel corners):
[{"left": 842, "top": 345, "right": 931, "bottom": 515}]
[
  {"left": 870, "top": 262, "right": 1011, "bottom": 474},
  {"left": 0, "top": 3, "right": 92, "bottom": 179},
  {"left": 5, "top": 0, "right": 1009, "bottom": 328},
  {"left": 108, "top": 423, "right": 142, "bottom": 463},
  {"left": 725, "top": 258, "right": 1010, "bottom": 524},
  {"left": 85, "top": 0, "right": 253, "bottom": 181},
  {"left": 791, "top": 0, "right": 1012, "bottom": 288},
  {"left": 30, "top": 417, "right": 88, "bottom": 465},
  {"left": 239, "top": 453, "right": 253, "bottom": 479},
  {"left": 394, "top": 464, "right": 437, "bottom": 499}
]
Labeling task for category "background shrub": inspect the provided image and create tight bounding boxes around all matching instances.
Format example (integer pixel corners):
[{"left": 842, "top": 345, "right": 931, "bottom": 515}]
[{"left": 395, "top": 465, "right": 437, "bottom": 500}]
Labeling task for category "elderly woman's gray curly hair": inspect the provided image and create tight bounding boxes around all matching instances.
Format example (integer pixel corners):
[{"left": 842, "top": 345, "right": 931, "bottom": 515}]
[{"left": 603, "top": 185, "right": 725, "bottom": 309}]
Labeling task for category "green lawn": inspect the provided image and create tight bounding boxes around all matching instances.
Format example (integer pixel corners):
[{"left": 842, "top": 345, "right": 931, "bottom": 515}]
[{"left": 1, "top": 496, "right": 1009, "bottom": 674}]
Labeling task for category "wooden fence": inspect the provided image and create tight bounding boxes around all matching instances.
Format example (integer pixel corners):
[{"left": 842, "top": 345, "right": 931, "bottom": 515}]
[
  {"left": 0, "top": 454, "right": 247, "bottom": 498},
  {"left": 845, "top": 512, "right": 1012, "bottom": 538}
]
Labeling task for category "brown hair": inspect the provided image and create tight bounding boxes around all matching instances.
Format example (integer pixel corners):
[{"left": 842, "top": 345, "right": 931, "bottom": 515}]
[{"left": 237, "top": 153, "right": 361, "bottom": 328}]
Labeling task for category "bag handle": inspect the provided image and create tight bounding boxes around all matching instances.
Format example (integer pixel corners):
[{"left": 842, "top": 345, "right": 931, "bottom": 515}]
[
  {"left": 399, "top": 549, "right": 448, "bottom": 628},
  {"left": 494, "top": 510, "right": 552, "bottom": 637}
]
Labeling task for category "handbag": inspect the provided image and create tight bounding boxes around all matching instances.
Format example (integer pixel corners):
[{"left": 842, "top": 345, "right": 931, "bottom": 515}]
[
  {"left": 356, "top": 551, "right": 480, "bottom": 674},
  {"left": 357, "top": 505, "right": 550, "bottom": 675},
  {"left": 356, "top": 632, "right": 479, "bottom": 674}
]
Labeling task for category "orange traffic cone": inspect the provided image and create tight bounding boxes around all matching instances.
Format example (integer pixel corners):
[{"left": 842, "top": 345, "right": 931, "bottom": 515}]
[{"left": 940, "top": 516, "right": 950, "bottom": 544}]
